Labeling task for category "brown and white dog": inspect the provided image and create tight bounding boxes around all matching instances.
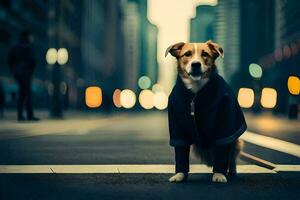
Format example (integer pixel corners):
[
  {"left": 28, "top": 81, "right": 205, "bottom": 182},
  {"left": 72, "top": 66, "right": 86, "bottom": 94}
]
[
  {"left": 165, "top": 40, "right": 224, "bottom": 93},
  {"left": 165, "top": 40, "right": 243, "bottom": 183}
]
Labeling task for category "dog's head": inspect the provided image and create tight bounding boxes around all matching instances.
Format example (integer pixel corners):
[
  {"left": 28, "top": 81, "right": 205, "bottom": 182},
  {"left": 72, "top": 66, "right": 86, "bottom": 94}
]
[{"left": 165, "top": 40, "right": 224, "bottom": 81}]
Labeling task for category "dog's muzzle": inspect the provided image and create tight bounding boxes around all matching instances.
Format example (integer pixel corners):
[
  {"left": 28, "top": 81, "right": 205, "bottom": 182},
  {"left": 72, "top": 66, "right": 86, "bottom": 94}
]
[{"left": 189, "top": 62, "right": 203, "bottom": 78}]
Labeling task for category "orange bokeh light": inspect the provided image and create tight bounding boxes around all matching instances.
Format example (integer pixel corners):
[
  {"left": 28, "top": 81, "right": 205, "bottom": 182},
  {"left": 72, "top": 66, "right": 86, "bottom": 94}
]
[
  {"left": 113, "top": 89, "right": 122, "bottom": 108},
  {"left": 85, "top": 86, "right": 102, "bottom": 108},
  {"left": 287, "top": 76, "right": 300, "bottom": 95}
]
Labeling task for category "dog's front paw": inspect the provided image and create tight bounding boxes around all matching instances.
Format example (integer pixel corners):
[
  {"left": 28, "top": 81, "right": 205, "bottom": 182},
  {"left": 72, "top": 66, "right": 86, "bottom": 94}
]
[
  {"left": 169, "top": 173, "right": 187, "bottom": 182},
  {"left": 212, "top": 173, "right": 227, "bottom": 183}
]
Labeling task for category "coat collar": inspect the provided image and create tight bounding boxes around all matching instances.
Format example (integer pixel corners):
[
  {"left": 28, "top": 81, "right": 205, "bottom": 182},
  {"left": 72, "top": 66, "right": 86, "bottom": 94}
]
[{"left": 176, "top": 68, "right": 218, "bottom": 98}]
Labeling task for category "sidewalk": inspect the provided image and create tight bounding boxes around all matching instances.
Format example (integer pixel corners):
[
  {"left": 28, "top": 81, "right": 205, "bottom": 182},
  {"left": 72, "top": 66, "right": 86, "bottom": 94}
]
[
  {"left": 0, "top": 110, "right": 124, "bottom": 140},
  {"left": 0, "top": 110, "right": 299, "bottom": 142},
  {"left": 0, "top": 109, "right": 113, "bottom": 121},
  {"left": 244, "top": 112, "right": 300, "bottom": 144},
  {"left": 1, "top": 110, "right": 298, "bottom": 131}
]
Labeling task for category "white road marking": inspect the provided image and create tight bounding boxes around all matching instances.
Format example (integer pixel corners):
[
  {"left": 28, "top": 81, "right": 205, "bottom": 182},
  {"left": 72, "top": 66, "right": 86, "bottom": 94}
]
[
  {"left": 274, "top": 165, "right": 300, "bottom": 172},
  {"left": 241, "top": 131, "right": 300, "bottom": 158},
  {"left": 0, "top": 164, "right": 276, "bottom": 174}
]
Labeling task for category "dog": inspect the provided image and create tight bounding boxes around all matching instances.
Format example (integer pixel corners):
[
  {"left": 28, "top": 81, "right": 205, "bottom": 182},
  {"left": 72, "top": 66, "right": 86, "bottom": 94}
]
[{"left": 165, "top": 40, "right": 247, "bottom": 183}]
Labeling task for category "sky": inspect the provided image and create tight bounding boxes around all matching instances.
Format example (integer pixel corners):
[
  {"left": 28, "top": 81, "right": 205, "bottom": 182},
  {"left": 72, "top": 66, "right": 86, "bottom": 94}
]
[{"left": 148, "top": 0, "right": 218, "bottom": 92}]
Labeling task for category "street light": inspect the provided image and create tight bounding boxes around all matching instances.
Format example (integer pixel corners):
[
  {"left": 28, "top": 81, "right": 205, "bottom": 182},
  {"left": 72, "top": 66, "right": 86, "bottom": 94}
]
[
  {"left": 46, "top": 48, "right": 69, "bottom": 66},
  {"left": 46, "top": 47, "right": 69, "bottom": 118},
  {"left": 46, "top": 48, "right": 57, "bottom": 64},
  {"left": 57, "top": 48, "right": 69, "bottom": 65}
]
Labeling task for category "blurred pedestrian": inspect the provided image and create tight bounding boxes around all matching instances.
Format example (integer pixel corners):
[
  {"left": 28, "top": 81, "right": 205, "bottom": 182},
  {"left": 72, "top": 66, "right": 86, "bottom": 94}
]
[{"left": 8, "top": 30, "right": 39, "bottom": 121}]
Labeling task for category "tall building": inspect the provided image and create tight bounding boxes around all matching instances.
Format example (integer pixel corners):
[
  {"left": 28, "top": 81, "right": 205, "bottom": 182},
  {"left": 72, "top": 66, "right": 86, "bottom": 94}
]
[
  {"left": 189, "top": 0, "right": 298, "bottom": 115},
  {"left": 190, "top": 5, "right": 216, "bottom": 43},
  {"left": 239, "top": 0, "right": 275, "bottom": 85},
  {"left": 271, "top": 0, "right": 300, "bottom": 113},
  {"left": 214, "top": 0, "right": 241, "bottom": 83},
  {"left": 135, "top": 0, "right": 158, "bottom": 85},
  {"left": 145, "top": 23, "right": 159, "bottom": 83},
  {"left": 47, "top": 0, "right": 84, "bottom": 111},
  {"left": 191, "top": 1, "right": 241, "bottom": 84},
  {"left": 122, "top": 0, "right": 159, "bottom": 92},
  {"left": 239, "top": 0, "right": 300, "bottom": 114},
  {"left": 81, "top": 0, "right": 125, "bottom": 86},
  {"left": 80, "top": 0, "right": 125, "bottom": 110},
  {"left": 122, "top": 1, "right": 141, "bottom": 91}
]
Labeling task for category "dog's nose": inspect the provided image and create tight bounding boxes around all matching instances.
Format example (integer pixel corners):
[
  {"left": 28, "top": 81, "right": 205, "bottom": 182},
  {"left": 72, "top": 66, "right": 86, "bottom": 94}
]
[{"left": 191, "top": 62, "right": 201, "bottom": 72}]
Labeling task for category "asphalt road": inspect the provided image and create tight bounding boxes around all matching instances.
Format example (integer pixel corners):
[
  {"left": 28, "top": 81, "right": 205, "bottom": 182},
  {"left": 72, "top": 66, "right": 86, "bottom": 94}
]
[
  {"left": 0, "top": 112, "right": 299, "bottom": 200},
  {"left": 1, "top": 173, "right": 300, "bottom": 200}
]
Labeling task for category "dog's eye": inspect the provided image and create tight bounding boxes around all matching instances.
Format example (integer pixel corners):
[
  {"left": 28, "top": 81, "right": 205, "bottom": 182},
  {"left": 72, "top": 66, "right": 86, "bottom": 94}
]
[
  {"left": 183, "top": 51, "right": 192, "bottom": 57},
  {"left": 201, "top": 52, "right": 209, "bottom": 58}
]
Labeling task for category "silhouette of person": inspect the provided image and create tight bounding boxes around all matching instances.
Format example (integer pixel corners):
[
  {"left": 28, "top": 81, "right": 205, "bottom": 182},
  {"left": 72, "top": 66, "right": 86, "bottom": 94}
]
[{"left": 8, "top": 30, "right": 39, "bottom": 121}]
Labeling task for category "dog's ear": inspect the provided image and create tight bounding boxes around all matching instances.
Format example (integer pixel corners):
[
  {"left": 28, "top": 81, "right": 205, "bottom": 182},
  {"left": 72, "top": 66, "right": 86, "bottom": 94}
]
[
  {"left": 206, "top": 40, "right": 224, "bottom": 59},
  {"left": 165, "top": 42, "right": 185, "bottom": 58}
]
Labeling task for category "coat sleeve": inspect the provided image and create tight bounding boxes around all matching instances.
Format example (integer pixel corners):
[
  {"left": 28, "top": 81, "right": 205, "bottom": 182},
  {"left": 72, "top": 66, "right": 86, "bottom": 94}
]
[
  {"left": 214, "top": 94, "right": 247, "bottom": 146},
  {"left": 168, "top": 100, "right": 191, "bottom": 147}
]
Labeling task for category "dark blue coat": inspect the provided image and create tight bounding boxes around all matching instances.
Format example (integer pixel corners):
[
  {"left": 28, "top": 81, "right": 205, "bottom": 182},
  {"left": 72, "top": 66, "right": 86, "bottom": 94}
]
[{"left": 168, "top": 70, "right": 247, "bottom": 148}]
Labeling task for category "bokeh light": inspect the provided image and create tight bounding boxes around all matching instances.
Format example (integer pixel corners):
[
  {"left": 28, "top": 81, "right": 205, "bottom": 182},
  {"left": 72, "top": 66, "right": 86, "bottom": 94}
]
[
  {"left": 139, "top": 89, "right": 154, "bottom": 109},
  {"left": 261, "top": 88, "right": 277, "bottom": 109},
  {"left": 153, "top": 91, "right": 168, "bottom": 110},
  {"left": 249, "top": 63, "right": 263, "bottom": 79},
  {"left": 85, "top": 86, "right": 102, "bottom": 108},
  {"left": 237, "top": 88, "right": 254, "bottom": 108},
  {"left": 113, "top": 89, "right": 122, "bottom": 108},
  {"left": 60, "top": 82, "right": 67, "bottom": 95},
  {"left": 120, "top": 89, "right": 136, "bottom": 109},
  {"left": 57, "top": 48, "right": 69, "bottom": 65},
  {"left": 46, "top": 48, "right": 57, "bottom": 64},
  {"left": 152, "top": 83, "right": 163, "bottom": 93},
  {"left": 287, "top": 76, "right": 300, "bottom": 95},
  {"left": 138, "top": 76, "right": 151, "bottom": 89}
]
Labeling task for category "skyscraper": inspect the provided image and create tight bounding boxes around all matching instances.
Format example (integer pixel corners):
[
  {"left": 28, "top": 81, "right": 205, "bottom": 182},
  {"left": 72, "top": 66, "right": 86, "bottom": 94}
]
[
  {"left": 190, "top": 5, "right": 216, "bottom": 43},
  {"left": 123, "top": 0, "right": 159, "bottom": 92},
  {"left": 214, "top": 0, "right": 240, "bottom": 82}
]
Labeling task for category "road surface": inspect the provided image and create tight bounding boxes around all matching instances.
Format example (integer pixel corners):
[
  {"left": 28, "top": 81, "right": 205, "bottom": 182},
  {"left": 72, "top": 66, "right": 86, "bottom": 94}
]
[{"left": 0, "top": 112, "right": 299, "bottom": 200}]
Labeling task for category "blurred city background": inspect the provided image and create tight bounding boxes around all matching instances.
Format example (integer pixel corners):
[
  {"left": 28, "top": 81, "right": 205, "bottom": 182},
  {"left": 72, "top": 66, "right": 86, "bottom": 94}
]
[
  {"left": 0, "top": 1, "right": 300, "bottom": 199},
  {"left": 0, "top": 0, "right": 299, "bottom": 118}
]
